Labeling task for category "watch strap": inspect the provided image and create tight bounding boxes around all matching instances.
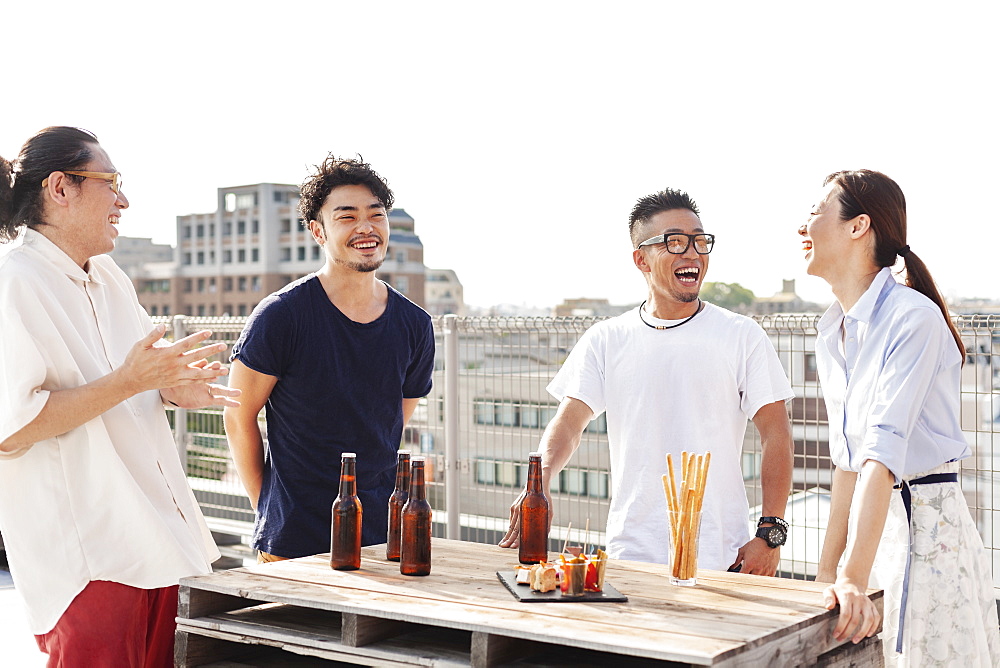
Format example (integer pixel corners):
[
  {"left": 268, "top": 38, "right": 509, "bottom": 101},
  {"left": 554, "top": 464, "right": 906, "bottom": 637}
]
[{"left": 757, "top": 515, "right": 788, "bottom": 530}]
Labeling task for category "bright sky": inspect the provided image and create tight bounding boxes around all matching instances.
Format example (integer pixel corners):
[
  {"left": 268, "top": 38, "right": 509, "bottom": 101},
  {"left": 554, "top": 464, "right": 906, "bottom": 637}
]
[{"left": 2, "top": 1, "right": 997, "bottom": 309}]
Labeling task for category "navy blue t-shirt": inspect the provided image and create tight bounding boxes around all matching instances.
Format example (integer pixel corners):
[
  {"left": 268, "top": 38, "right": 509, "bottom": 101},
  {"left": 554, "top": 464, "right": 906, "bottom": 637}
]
[{"left": 231, "top": 276, "right": 435, "bottom": 558}]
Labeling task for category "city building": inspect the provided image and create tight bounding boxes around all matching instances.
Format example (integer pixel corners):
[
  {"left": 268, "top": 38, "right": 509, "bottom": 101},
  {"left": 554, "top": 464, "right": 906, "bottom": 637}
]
[
  {"left": 552, "top": 298, "right": 633, "bottom": 317},
  {"left": 108, "top": 236, "right": 173, "bottom": 279},
  {"left": 751, "top": 279, "right": 823, "bottom": 315},
  {"left": 425, "top": 268, "right": 466, "bottom": 316},
  {"left": 131, "top": 183, "right": 428, "bottom": 317}
]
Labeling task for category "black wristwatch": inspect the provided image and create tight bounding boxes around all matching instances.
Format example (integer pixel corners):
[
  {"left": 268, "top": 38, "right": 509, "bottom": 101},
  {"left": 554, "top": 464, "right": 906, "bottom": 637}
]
[{"left": 755, "top": 516, "right": 788, "bottom": 548}]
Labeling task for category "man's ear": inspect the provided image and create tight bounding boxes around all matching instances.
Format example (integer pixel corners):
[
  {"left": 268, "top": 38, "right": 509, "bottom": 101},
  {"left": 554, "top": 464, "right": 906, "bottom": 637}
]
[
  {"left": 308, "top": 219, "right": 324, "bottom": 244},
  {"left": 633, "top": 248, "right": 651, "bottom": 273},
  {"left": 43, "top": 171, "right": 74, "bottom": 209}
]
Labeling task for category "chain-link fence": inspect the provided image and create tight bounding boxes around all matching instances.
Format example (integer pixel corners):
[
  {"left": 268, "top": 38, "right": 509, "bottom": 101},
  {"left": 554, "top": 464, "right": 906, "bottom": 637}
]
[{"left": 156, "top": 313, "right": 1000, "bottom": 588}]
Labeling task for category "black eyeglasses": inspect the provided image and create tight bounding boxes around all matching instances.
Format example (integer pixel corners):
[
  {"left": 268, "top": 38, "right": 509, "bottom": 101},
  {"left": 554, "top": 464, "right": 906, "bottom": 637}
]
[{"left": 637, "top": 233, "right": 715, "bottom": 254}]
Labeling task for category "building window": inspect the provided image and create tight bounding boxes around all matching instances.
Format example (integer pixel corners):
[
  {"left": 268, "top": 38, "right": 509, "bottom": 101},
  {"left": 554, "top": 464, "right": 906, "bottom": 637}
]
[
  {"left": 238, "top": 249, "right": 246, "bottom": 263},
  {"left": 184, "top": 279, "right": 193, "bottom": 293},
  {"left": 208, "top": 224, "right": 215, "bottom": 237},
  {"left": 312, "top": 246, "right": 321, "bottom": 260},
  {"left": 208, "top": 251, "right": 215, "bottom": 264},
  {"left": 280, "top": 247, "right": 291, "bottom": 262},
  {"left": 395, "top": 276, "right": 409, "bottom": 294},
  {"left": 162, "top": 305, "right": 170, "bottom": 316},
  {"left": 223, "top": 250, "right": 232, "bottom": 263},
  {"left": 584, "top": 413, "right": 608, "bottom": 434},
  {"left": 396, "top": 250, "right": 406, "bottom": 263},
  {"left": 251, "top": 249, "right": 259, "bottom": 262},
  {"left": 208, "top": 278, "right": 216, "bottom": 293},
  {"left": 238, "top": 277, "right": 247, "bottom": 292},
  {"left": 297, "top": 247, "right": 306, "bottom": 261},
  {"left": 237, "top": 220, "right": 246, "bottom": 235},
  {"left": 223, "top": 221, "right": 232, "bottom": 236},
  {"left": 182, "top": 253, "right": 191, "bottom": 265},
  {"left": 225, "top": 193, "right": 236, "bottom": 212},
  {"left": 223, "top": 277, "right": 233, "bottom": 291},
  {"left": 197, "top": 278, "right": 205, "bottom": 293},
  {"left": 196, "top": 252, "right": 205, "bottom": 265},
  {"left": 223, "top": 304, "right": 232, "bottom": 316},
  {"left": 280, "top": 218, "right": 291, "bottom": 233},
  {"left": 150, "top": 305, "right": 158, "bottom": 316},
  {"left": 274, "top": 191, "right": 284, "bottom": 203},
  {"left": 252, "top": 219, "right": 259, "bottom": 234},
  {"left": 238, "top": 304, "right": 247, "bottom": 316},
  {"left": 196, "top": 224, "right": 204, "bottom": 238},
  {"left": 197, "top": 305, "right": 206, "bottom": 316},
  {"left": 251, "top": 277, "right": 261, "bottom": 292},
  {"left": 183, "top": 225, "right": 191, "bottom": 239},
  {"left": 804, "top": 353, "right": 818, "bottom": 382},
  {"left": 474, "top": 400, "right": 495, "bottom": 426},
  {"left": 209, "top": 305, "right": 217, "bottom": 316},
  {"left": 235, "top": 193, "right": 257, "bottom": 210}
]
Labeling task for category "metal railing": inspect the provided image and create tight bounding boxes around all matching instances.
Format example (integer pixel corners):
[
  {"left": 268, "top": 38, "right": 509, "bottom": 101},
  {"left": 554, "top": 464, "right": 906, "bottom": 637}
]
[{"left": 155, "top": 313, "right": 1000, "bottom": 587}]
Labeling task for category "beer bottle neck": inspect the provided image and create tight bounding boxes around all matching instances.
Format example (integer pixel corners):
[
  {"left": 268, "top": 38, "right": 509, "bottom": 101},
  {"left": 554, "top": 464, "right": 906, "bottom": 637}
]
[
  {"left": 526, "top": 457, "right": 543, "bottom": 493},
  {"left": 394, "top": 457, "right": 411, "bottom": 492},
  {"left": 339, "top": 459, "right": 357, "bottom": 496},
  {"left": 409, "top": 464, "right": 426, "bottom": 501}
]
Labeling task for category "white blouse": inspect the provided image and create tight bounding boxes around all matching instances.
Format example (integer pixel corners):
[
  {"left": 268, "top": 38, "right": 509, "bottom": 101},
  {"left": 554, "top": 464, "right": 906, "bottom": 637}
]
[
  {"left": 816, "top": 268, "right": 969, "bottom": 481},
  {"left": 0, "top": 229, "right": 218, "bottom": 634}
]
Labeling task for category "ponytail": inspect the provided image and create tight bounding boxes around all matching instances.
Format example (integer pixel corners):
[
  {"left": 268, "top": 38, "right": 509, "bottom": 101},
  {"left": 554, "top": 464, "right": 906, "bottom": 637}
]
[{"left": 901, "top": 249, "right": 965, "bottom": 360}]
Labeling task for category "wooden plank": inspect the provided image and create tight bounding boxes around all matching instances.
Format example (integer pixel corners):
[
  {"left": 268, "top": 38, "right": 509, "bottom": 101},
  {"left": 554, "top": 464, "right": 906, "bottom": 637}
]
[
  {"left": 814, "top": 635, "right": 883, "bottom": 667},
  {"left": 471, "top": 630, "right": 547, "bottom": 667},
  {"left": 178, "top": 617, "right": 472, "bottom": 666},
  {"left": 178, "top": 583, "right": 265, "bottom": 619},
  {"left": 174, "top": 629, "right": 263, "bottom": 667},
  {"left": 342, "top": 612, "right": 414, "bottom": 647}
]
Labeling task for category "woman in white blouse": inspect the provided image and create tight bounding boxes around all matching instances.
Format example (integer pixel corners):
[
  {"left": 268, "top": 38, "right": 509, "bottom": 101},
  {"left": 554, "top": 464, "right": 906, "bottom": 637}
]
[{"left": 801, "top": 169, "right": 1000, "bottom": 666}]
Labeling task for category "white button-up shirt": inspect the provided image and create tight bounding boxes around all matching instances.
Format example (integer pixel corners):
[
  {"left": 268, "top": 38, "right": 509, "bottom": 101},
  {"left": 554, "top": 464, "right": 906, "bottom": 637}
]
[
  {"left": 816, "top": 267, "right": 968, "bottom": 481},
  {"left": 0, "top": 230, "right": 218, "bottom": 634}
]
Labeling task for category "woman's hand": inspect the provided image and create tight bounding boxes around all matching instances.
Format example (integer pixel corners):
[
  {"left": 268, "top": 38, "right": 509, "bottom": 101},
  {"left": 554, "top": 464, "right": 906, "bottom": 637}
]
[{"left": 823, "top": 576, "right": 880, "bottom": 644}]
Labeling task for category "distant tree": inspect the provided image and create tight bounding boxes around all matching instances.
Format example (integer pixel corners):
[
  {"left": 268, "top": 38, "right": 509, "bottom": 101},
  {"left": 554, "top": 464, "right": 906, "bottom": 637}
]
[{"left": 701, "top": 282, "right": 755, "bottom": 312}]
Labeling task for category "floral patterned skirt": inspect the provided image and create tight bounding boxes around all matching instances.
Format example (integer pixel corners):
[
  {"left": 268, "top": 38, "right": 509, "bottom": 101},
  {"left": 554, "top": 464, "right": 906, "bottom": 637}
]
[{"left": 868, "top": 462, "right": 1000, "bottom": 667}]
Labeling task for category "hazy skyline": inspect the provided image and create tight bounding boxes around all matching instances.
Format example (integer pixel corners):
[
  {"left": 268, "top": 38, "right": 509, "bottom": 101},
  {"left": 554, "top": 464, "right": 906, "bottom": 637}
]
[{"left": 3, "top": 2, "right": 997, "bottom": 309}]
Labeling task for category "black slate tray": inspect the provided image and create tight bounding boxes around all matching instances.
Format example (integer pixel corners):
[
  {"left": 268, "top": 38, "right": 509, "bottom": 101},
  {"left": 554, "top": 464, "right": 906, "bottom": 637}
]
[{"left": 496, "top": 570, "right": 628, "bottom": 603}]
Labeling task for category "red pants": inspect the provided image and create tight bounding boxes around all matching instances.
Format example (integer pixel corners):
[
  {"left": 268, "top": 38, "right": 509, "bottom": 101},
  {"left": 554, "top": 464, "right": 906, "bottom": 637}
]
[{"left": 34, "top": 580, "right": 178, "bottom": 668}]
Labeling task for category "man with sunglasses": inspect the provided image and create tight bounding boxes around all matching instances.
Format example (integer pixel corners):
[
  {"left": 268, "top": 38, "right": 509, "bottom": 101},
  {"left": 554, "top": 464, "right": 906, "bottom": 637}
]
[
  {"left": 0, "top": 127, "right": 241, "bottom": 666},
  {"left": 501, "top": 188, "right": 794, "bottom": 576}
]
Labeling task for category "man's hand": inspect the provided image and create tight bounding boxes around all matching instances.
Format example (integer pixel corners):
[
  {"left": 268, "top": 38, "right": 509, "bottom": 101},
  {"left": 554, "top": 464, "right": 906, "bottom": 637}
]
[
  {"left": 729, "top": 537, "right": 780, "bottom": 576},
  {"left": 119, "top": 326, "right": 230, "bottom": 395},
  {"left": 161, "top": 360, "right": 241, "bottom": 409},
  {"left": 823, "top": 576, "right": 880, "bottom": 644},
  {"left": 498, "top": 487, "right": 552, "bottom": 549}
]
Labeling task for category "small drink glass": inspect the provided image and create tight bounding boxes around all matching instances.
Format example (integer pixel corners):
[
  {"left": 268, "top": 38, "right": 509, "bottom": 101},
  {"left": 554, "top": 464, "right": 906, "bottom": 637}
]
[{"left": 560, "top": 559, "right": 587, "bottom": 597}]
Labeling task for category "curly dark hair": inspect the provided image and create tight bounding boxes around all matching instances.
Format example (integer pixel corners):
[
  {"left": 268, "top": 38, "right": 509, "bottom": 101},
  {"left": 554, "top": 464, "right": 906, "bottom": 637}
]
[
  {"left": 628, "top": 188, "right": 700, "bottom": 247},
  {"left": 297, "top": 154, "right": 393, "bottom": 226},
  {"left": 0, "top": 126, "right": 97, "bottom": 242}
]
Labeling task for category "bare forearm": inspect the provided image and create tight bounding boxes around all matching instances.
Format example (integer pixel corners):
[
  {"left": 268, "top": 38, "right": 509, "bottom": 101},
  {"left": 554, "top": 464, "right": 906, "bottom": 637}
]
[
  {"left": 539, "top": 422, "right": 583, "bottom": 489},
  {"left": 817, "top": 467, "right": 856, "bottom": 580},
  {"left": 1, "top": 369, "right": 136, "bottom": 454},
  {"left": 223, "top": 409, "right": 266, "bottom": 509},
  {"left": 759, "top": 435, "right": 793, "bottom": 519},
  {"left": 840, "top": 460, "right": 893, "bottom": 586}
]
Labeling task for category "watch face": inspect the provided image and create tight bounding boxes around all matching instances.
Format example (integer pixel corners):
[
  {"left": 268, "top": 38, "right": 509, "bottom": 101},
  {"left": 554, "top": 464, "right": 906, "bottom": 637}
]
[{"left": 766, "top": 526, "right": 786, "bottom": 548}]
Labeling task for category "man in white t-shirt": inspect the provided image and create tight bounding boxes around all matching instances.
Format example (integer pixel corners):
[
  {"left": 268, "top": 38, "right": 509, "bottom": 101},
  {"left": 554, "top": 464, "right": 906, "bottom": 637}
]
[{"left": 499, "top": 188, "right": 794, "bottom": 575}]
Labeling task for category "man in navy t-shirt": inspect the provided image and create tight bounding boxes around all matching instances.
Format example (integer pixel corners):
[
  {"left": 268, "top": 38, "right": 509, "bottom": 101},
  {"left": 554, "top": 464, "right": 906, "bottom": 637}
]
[{"left": 224, "top": 155, "right": 435, "bottom": 560}]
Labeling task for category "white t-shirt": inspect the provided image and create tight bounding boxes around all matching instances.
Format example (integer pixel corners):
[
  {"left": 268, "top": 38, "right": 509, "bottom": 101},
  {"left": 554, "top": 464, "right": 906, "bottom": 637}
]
[
  {"left": 0, "top": 230, "right": 219, "bottom": 634},
  {"left": 547, "top": 302, "right": 793, "bottom": 569}
]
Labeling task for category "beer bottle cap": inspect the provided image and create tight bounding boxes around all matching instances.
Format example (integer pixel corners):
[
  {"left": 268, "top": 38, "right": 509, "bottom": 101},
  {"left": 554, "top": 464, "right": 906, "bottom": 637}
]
[{"left": 342, "top": 452, "right": 357, "bottom": 459}]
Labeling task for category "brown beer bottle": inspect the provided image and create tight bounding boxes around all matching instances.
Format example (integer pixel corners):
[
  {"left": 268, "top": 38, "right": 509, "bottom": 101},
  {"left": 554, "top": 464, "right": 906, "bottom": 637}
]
[
  {"left": 400, "top": 457, "right": 432, "bottom": 576},
  {"left": 519, "top": 452, "right": 549, "bottom": 564},
  {"left": 330, "top": 452, "right": 362, "bottom": 570},
  {"left": 386, "top": 450, "right": 411, "bottom": 561}
]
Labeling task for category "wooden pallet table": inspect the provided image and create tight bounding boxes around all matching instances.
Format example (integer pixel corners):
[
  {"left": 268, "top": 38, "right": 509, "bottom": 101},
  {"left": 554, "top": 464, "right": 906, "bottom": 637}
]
[{"left": 175, "top": 538, "right": 882, "bottom": 667}]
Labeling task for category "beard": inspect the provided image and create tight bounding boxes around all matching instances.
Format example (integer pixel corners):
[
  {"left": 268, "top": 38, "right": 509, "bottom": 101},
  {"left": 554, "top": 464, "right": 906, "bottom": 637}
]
[{"left": 335, "top": 255, "right": 384, "bottom": 273}]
